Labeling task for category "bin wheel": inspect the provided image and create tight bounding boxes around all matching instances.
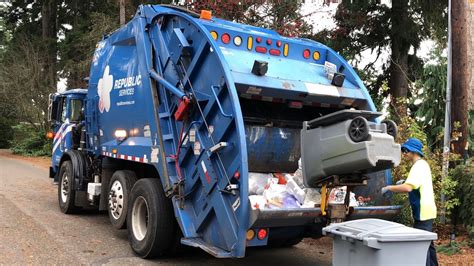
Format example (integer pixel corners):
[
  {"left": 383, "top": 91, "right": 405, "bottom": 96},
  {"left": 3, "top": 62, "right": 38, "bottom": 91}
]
[
  {"left": 108, "top": 170, "right": 137, "bottom": 229},
  {"left": 382, "top": 119, "right": 398, "bottom": 139},
  {"left": 348, "top": 116, "right": 369, "bottom": 142},
  {"left": 127, "top": 178, "right": 178, "bottom": 258},
  {"left": 58, "top": 160, "right": 80, "bottom": 214}
]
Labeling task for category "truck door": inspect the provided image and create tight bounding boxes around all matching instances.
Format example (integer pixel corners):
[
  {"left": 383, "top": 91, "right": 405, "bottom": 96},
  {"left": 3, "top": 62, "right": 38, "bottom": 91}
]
[{"left": 51, "top": 97, "right": 83, "bottom": 168}]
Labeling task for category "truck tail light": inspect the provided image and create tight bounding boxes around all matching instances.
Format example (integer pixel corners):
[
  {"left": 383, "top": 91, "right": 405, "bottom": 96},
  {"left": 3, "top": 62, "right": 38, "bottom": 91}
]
[
  {"left": 233, "top": 36, "right": 242, "bottom": 46},
  {"left": 313, "top": 51, "right": 320, "bottom": 60},
  {"left": 46, "top": 132, "right": 55, "bottom": 139},
  {"left": 246, "top": 229, "right": 256, "bottom": 240},
  {"left": 233, "top": 171, "right": 240, "bottom": 180},
  {"left": 257, "top": 228, "right": 268, "bottom": 240},
  {"left": 269, "top": 49, "right": 281, "bottom": 56},
  {"left": 288, "top": 101, "right": 303, "bottom": 109},
  {"left": 221, "top": 33, "right": 230, "bottom": 44},
  {"left": 303, "top": 49, "right": 310, "bottom": 59},
  {"left": 247, "top": 36, "right": 253, "bottom": 50},
  {"left": 210, "top": 31, "right": 218, "bottom": 40},
  {"left": 255, "top": 46, "right": 267, "bottom": 54}
]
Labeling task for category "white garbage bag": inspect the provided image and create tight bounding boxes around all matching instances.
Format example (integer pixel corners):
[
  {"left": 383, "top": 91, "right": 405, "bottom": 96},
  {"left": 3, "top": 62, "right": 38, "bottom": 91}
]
[
  {"left": 248, "top": 172, "right": 274, "bottom": 195},
  {"left": 302, "top": 188, "right": 321, "bottom": 208},
  {"left": 263, "top": 182, "right": 288, "bottom": 208},
  {"left": 249, "top": 195, "right": 267, "bottom": 210},
  {"left": 286, "top": 176, "right": 306, "bottom": 204}
]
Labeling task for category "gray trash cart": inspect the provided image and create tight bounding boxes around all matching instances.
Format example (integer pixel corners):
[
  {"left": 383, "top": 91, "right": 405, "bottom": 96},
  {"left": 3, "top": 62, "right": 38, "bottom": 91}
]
[{"left": 323, "top": 219, "right": 437, "bottom": 266}]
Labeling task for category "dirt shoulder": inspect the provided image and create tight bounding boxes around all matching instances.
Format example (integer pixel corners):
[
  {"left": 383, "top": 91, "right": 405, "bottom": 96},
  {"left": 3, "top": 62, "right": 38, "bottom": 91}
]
[{"left": 0, "top": 149, "right": 50, "bottom": 169}]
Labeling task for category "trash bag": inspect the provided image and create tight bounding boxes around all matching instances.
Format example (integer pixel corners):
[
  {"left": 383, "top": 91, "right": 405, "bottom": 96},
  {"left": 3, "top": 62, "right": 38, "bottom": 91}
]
[
  {"left": 286, "top": 176, "right": 306, "bottom": 204},
  {"left": 302, "top": 188, "right": 321, "bottom": 208},
  {"left": 263, "top": 182, "right": 288, "bottom": 208},
  {"left": 249, "top": 172, "right": 273, "bottom": 195},
  {"left": 249, "top": 195, "right": 267, "bottom": 210}
]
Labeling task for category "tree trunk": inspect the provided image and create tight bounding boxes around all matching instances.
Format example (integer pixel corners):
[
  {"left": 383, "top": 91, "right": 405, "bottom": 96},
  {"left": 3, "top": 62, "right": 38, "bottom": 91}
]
[
  {"left": 451, "top": 0, "right": 470, "bottom": 155},
  {"left": 120, "top": 0, "right": 126, "bottom": 25},
  {"left": 388, "top": 0, "right": 410, "bottom": 119},
  {"left": 41, "top": 0, "right": 57, "bottom": 87}
]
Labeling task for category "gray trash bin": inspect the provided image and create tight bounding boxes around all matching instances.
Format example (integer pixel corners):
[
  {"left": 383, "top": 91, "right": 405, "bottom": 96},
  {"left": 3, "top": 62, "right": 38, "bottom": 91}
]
[{"left": 323, "top": 219, "right": 437, "bottom": 266}]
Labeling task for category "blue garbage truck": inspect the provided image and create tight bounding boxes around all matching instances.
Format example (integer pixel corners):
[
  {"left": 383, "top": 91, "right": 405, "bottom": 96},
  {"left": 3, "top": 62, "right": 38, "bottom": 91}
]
[{"left": 47, "top": 5, "right": 401, "bottom": 259}]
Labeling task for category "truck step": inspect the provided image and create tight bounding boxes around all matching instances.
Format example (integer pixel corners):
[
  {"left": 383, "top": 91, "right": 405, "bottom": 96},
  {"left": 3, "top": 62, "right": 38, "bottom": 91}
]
[
  {"left": 181, "top": 238, "right": 232, "bottom": 258},
  {"left": 159, "top": 111, "right": 171, "bottom": 118},
  {"left": 162, "top": 134, "right": 174, "bottom": 141}
]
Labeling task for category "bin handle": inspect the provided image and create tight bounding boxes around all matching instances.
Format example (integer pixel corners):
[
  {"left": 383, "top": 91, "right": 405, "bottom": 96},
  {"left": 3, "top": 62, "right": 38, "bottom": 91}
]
[
  {"left": 324, "top": 229, "right": 357, "bottom": 240},
  {"left": 356, "top": 224, "right": 402, "bottom": 239},
  {"left": 210, "top": 85, "right": 232, "bottom": 118}
]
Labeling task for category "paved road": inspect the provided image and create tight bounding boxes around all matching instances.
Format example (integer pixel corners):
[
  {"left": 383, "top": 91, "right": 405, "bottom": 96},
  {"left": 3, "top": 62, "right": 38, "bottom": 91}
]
[{"left": 0, "top": 155, "right": 332, "bottom": 265}]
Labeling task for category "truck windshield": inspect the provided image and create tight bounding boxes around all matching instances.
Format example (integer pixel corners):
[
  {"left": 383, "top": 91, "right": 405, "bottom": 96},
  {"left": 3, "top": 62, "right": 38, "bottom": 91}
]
[{"left": 69, "top": 99, "right": 83, "bottom": 122}]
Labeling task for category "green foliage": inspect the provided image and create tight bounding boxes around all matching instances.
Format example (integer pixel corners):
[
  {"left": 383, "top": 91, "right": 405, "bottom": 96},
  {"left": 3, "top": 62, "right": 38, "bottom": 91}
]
[
  {"left": 58, "top": 1, "right": 120, "bottom": 88},
  {"left": 451, "top": 160, "right": 474, "bottom": 242},
  {"left": 413, "top": 48, "right": 447, "bottom": 150},
  {"left": 436, "top": 241, "right": 466, "bottom": 256},
  {"left": 0, "top": 116, "right": 14, "bottom": 148},
  {"left": 10, "top": 124, "right": 52, "bottom": 157}
]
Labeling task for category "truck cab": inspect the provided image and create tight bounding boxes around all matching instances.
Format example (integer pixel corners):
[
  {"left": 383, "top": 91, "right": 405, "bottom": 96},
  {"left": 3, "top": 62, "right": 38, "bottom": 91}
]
[{"left": 47, "top": 89, "right": 87, "bottom": 182}]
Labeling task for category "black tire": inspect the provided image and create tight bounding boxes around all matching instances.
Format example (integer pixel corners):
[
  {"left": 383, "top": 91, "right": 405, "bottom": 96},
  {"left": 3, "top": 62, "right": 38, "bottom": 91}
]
[
  {"left": 108, "top": 170, "right": 137, "bottom": 229},
  {"left": 268, "top": 237, "right": 304, "bottom": 248},
  {"left": 267, "top": 227, "right": 304, "bottom": 248},
  {"left": 348, "top": 116, "right": 369, "bottom": 142},
  {"left": 127, "top": 178, "right": 177, "bottom": 258},
  {"left": 282, "top": 237, "right": 304, "bottom": 247},
  {"left": 58, "top": 160, "right": 79, "bottom": 214},
  {"left": 382, "top": 119, "right": 398, "bottom": 139}
]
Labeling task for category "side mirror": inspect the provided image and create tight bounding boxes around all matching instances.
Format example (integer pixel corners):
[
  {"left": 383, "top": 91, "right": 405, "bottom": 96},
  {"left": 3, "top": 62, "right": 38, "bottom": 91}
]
[{"left": 47, "top": 93, "right": 60, "bottom": 123}]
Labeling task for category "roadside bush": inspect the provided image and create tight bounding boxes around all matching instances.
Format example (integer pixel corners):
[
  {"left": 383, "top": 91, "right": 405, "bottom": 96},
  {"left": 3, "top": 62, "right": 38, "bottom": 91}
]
[
  {"left": 0, "top": 117, "right": 14, "bottom": 148},
  {"left": 451, "top": 160, "right": 474, "bottom": 244},
  {"left": 10, "top": 123, "right": 52, "bottom": 156}
]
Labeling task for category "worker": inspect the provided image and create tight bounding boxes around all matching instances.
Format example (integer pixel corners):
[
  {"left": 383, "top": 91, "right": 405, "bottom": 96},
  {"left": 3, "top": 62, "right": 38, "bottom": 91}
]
[{"left": 381, "top": 138, "right": 438, "bottom": 266}]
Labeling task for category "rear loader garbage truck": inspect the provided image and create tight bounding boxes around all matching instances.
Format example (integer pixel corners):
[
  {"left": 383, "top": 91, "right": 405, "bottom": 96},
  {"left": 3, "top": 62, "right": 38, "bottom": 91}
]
[{"left": 47, "top": 5, "right": 401, "bottom": 259}]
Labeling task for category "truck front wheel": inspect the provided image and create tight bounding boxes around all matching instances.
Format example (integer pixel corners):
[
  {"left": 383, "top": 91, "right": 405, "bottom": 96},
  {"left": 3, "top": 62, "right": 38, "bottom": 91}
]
[
  {"left": 108, "top": 170, "right": 137, "bottom": 229},
  {"left": 58, "top": 160, "right": 79, "bottom": 214},
  {"left": 127, "top": 178, "right": 176, "bottom": 258}
]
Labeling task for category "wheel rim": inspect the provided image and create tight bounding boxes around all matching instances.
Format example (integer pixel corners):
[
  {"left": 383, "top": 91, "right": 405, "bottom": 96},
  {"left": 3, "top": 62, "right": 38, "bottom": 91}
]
[
  {"left": 349, "top": 117, "right": 368, "bottom": 142},
  {"left": 108, "top": 180, "right": 124, "bottom": 220},
  {"left": 60, "top": 172, "right": 69, "bottom": 203},
  {"left": 132, "top": 196, "right": 149, "bottom": 241}
]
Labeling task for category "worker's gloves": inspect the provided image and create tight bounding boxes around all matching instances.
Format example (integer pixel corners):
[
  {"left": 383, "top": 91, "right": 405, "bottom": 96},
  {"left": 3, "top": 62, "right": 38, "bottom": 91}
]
[
  {"left": 381, "top": 186, "right": 390, "bottom": 195},
  {"left": 396, "top": 179, "right": 405, "bottom": 185}
]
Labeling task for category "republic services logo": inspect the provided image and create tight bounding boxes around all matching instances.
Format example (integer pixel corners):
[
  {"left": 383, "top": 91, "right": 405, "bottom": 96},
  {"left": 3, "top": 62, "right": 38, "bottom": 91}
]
[{"left": 98, "top": 65, "right": 113, "bottom": 113}]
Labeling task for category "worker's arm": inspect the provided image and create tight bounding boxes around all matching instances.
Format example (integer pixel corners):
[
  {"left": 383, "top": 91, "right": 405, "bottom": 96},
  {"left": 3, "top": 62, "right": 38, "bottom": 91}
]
[{"left": 385, "top": 184, "right": 413, "bottom": 193}]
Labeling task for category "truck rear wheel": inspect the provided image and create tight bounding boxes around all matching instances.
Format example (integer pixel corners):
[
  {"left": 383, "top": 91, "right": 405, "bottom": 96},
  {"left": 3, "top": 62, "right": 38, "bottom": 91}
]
[
  {"left": 127, "top": 178, "right": 176, "bottom": 258},
  {"left": 58, "top": 160, "right": 79, "bottom": 214},
  {"left": 108, "top": 170, "right": 137, "bottom": 229}
]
